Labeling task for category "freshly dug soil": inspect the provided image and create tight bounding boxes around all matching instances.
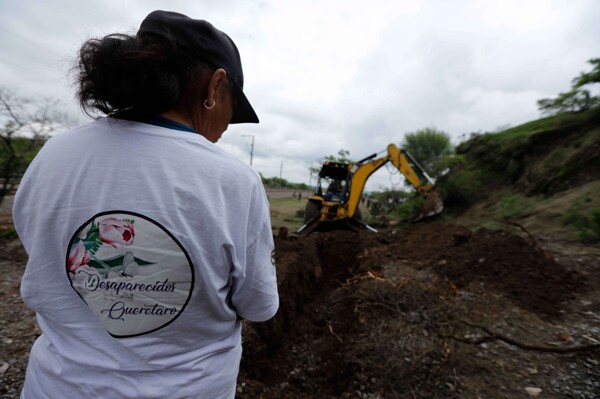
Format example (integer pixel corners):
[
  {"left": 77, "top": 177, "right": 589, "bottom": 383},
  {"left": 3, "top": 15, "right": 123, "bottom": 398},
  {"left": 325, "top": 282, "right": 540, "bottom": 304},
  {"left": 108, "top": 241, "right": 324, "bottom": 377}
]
[
  {"left": 1, "top": 221, "right": 599, "bottom": 398},
  {"left": 238, "top": 222, "right": 600, "bottom": 398}
]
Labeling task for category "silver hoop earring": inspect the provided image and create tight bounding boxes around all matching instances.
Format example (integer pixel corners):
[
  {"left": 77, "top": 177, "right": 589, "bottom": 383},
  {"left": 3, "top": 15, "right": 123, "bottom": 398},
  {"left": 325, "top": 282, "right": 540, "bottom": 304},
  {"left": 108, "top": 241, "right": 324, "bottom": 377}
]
[{"left": 204, "top": 99, "right": 216, "bottom": 109}]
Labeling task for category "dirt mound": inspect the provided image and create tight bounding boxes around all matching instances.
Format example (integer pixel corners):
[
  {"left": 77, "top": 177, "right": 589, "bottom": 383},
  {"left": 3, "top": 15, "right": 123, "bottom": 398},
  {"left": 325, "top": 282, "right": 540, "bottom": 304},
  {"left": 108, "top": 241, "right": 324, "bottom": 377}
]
[
  {"left": 238, "top": 221, "right": 598, "bottom": 398},
  {"left": 377, "top": 222, "right": 583, "bottom": 318}
]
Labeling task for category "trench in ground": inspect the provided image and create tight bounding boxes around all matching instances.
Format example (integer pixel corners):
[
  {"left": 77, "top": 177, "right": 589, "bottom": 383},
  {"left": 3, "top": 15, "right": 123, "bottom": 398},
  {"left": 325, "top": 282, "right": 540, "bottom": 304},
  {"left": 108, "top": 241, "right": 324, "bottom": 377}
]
[{"left": 240, "top": 229, "right": 369, "bottom": 394}]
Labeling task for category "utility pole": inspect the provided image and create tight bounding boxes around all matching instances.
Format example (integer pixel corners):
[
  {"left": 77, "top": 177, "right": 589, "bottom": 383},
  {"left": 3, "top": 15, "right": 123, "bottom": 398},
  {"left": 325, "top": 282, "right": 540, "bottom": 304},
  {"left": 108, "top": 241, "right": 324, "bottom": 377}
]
[
  {"left": 242, "top": 135, "right": 254, "bottom": 166},
  {"left": 279, "top": 160, "right": 283, "bottom": 179}
]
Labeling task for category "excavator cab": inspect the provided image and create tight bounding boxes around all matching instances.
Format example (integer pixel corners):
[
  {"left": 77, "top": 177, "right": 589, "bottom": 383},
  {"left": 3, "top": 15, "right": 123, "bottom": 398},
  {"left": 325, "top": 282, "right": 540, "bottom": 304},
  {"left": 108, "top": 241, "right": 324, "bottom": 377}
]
[
  {"left": 303, "top": 162, "right": 354, "bottom": 230},
  {"left": 315, "top": 162, "right": 350, "bottom": 203}
]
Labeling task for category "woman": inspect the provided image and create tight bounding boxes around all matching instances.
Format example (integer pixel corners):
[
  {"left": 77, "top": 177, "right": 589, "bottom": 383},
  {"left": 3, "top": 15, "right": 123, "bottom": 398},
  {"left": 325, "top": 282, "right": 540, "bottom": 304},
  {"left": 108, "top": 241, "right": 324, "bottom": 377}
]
[{"left": 13, "top": 10, "right": 278, "bottom": 399}]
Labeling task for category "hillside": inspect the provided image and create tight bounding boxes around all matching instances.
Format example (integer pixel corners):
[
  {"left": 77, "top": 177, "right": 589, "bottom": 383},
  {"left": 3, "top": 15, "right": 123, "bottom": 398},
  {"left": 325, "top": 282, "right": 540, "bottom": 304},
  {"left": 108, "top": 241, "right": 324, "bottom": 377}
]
[
  {"left": 456, "top": 106, "right": 600, "bottom": 196},
  {"left": 441, "top": 106, "right": 600, "bottom": 247}
]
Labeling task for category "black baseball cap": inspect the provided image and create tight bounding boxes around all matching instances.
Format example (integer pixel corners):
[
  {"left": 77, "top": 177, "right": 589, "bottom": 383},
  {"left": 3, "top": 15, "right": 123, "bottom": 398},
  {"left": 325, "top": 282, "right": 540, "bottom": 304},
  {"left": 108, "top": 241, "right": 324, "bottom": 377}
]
[{"left": 138, "top": 10, "right": 259, "bottom": 124}]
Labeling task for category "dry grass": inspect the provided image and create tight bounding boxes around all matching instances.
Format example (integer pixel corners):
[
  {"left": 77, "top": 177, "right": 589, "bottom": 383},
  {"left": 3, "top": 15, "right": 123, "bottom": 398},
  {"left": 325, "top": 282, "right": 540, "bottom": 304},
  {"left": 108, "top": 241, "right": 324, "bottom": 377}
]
[{"left": 269, "top": 196, "right": 306, "bottom": 232}]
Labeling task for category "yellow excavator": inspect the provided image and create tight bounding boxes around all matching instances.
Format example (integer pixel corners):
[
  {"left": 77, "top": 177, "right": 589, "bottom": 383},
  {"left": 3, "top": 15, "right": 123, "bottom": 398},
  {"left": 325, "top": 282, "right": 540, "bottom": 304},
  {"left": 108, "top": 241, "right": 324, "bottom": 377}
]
[{"left": 297, "top": 144, "right": 444, "bottom": 234}]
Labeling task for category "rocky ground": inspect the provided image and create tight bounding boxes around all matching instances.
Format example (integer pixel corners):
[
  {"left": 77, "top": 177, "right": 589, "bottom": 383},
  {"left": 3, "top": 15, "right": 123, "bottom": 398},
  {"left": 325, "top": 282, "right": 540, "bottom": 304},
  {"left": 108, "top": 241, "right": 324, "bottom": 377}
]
[
  {"left": 237, "top": 222, "right": 600, "bottom": 398},
  {"left": 1, "top": 221, "right": 599, "bottom": 398},
  {"left": 0, "top": 239, "right": 38, "bottom": 399}
]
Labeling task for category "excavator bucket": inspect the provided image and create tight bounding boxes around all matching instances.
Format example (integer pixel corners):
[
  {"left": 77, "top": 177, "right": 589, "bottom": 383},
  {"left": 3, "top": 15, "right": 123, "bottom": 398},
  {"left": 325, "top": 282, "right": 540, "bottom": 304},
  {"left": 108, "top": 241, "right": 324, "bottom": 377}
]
[{"left": 413, "top": 191, "right": 444, "bottom": 222}]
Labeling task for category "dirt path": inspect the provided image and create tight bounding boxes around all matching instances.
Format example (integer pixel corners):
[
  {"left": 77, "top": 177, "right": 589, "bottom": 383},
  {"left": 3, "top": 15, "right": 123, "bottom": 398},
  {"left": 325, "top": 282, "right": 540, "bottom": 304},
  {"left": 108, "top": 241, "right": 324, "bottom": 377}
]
[
  {"left": 266, "top": 188, "right": 313, "bottom": 200},
  {"left": 1, "top": 221, "right": 599, "bottom": 398}
]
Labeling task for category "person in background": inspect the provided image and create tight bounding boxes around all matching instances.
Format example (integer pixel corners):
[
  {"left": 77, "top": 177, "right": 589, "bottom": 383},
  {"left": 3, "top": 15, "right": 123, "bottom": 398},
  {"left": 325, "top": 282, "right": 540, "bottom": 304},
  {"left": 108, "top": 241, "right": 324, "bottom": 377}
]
[
  {"left": 324, "top": 179, "right": 344, "bottom": 202},
  {"left": 13, "top": 10, "right": 278, "bottom": 399}
]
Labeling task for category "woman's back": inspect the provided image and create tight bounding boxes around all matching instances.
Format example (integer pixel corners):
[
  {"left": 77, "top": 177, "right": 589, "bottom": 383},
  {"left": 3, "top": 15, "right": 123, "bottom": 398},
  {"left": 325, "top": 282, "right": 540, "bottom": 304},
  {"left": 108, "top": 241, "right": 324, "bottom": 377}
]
[{"left": 14, "top": 117, "right": 278, "bottom": 398}]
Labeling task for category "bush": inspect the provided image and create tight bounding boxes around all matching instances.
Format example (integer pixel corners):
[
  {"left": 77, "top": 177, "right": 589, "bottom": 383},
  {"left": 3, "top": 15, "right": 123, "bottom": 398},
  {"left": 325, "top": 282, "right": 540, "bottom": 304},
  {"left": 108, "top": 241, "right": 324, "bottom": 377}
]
[
  {"left": 435, "top": 155, "right": 485, "bottom": 208},
  {"left": 394, "top": 197, "right": 425, "bottom": 225},
  {"left": 363, "top": 191, "right": 415, "bottom": 225},
  {"left": 562, "top": 207, "right": 600, "bottom": 243}
]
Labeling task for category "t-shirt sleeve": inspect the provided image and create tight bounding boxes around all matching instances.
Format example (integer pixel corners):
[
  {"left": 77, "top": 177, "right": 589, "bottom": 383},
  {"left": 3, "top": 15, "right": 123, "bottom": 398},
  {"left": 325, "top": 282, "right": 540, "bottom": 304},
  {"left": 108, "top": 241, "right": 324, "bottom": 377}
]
[{"left": 229, "top": 187, "right": 279, "bottom": 322}]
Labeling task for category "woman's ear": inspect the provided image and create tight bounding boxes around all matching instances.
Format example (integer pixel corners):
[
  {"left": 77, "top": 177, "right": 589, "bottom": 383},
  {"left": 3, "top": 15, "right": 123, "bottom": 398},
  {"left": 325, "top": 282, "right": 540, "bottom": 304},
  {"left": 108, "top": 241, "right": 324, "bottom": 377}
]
[{"left": 206, "top": 68, "right": 228, "bottom": 105}]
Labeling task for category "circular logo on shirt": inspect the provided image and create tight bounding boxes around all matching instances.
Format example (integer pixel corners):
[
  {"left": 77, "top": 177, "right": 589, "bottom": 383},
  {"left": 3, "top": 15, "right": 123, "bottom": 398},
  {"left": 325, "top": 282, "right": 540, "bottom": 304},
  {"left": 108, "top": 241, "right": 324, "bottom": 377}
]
[{"left": 66, "top": 211, "right": 194, "bottom": 338}]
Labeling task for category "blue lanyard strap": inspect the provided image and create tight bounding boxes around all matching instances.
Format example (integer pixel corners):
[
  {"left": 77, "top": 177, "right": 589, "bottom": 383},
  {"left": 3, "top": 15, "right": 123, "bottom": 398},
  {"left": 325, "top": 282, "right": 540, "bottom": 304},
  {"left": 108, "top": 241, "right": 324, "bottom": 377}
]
[
  {"left": 145, "top": 115, "right": 197, "bottom": 133},
  {"left": 144, "top": 115, "right": 197, "bottom": 134},
  {"left": 114, "top": 112, "right": 198, "bottom": 134}
]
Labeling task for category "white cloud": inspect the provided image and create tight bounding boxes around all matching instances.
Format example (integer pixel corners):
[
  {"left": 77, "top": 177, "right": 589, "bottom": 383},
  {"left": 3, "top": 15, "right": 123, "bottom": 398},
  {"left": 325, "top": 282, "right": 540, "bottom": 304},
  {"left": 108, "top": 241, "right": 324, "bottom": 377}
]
[
  {"left": 1, "top": 0, "right": 599, "bottom": 187},
  {"left": 476, "top": 0, "right": 560, "bottom": 34}
]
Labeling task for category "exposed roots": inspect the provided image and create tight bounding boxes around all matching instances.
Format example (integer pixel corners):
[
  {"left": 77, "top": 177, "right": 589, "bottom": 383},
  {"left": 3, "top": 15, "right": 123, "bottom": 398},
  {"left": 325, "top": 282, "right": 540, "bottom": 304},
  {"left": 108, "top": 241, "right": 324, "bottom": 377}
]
[{"left": 443, "top": 320, "right": 600, "bottom": 353}]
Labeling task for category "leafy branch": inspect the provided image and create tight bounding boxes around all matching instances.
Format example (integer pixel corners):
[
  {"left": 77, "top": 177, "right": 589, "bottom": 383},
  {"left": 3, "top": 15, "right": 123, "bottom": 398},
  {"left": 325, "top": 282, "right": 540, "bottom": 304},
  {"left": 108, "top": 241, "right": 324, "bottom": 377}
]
[{"left": 537, "top": 58, "right": 600, "bottom": 115}]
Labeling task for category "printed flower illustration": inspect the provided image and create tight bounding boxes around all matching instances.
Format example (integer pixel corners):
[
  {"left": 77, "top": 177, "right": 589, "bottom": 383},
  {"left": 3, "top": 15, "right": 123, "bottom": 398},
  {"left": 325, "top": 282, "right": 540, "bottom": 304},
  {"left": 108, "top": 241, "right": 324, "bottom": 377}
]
[
  {"left": 98, "top": 217, "right": 135, "bottom": 248},
  {"left": 68, "top": 240, "right": 91, "bottom": 272},
  {"left": 67, "top": 215, "right": 153, "bottom": 279}
]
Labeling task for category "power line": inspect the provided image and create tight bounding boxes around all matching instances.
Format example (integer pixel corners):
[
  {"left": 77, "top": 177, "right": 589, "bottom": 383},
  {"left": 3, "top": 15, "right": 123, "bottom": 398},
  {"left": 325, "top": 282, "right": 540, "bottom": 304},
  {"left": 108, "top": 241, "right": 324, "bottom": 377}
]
[
  {"left": 0, "top": 56, "right": 56, "bottom": 81},
  {"left": 0, "top": 26, "right": 62, "bottom": 57},
  {"left": 0, "top": 26, "right": 64, "bottom": 80}
]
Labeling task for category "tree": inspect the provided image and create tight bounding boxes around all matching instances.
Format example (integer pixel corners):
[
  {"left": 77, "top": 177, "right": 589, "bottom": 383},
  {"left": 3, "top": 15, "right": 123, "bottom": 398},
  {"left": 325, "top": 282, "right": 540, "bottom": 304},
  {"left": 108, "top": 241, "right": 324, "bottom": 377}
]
[
  {"left": 537, "top": 58, "right": 600, "bottom": 115},
  {"left": 401, "top": 127, "right": 453, "bottom": 173},
  {"left": 323, "top": 149, "right": 352, "bottom": 163},
  {"left": 309, "top": 149, "right": 353, "bottom": 177},
  {"left": 572, "top": 58, "right": 600, "bottom": 88},
  {"left": 0, "top": 88, "right": 69, "bottom": 205}
]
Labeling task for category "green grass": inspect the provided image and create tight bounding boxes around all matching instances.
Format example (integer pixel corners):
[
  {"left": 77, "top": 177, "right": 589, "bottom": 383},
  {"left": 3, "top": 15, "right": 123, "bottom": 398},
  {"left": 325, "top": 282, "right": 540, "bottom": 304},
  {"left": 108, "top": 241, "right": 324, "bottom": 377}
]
[
  {"left": 490, "top": 114, "right": 563, "bottom": 141},
  {"left": 452, "top": 106, "right": 600, "bottom": 190},
  {"left": 562, "top": 205, "right": 600, "bottom": 243},
  {"left": 496, "top": 193, "right": 535, "bottom": 220},
  {"left": 487, "top": 106, "right": 600, "bottom": 142},
  {"left": 269, "top": 197, "right": 307, "bottom": 231}
]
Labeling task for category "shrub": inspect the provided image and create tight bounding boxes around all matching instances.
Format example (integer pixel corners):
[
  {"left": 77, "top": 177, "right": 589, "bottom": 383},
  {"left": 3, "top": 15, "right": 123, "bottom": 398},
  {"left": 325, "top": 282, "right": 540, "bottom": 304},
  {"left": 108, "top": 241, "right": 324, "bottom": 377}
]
[
  {"left": 448, "top": 170, "right": 483, "bottom": 204},
  {"left": 394, "top": 197, "right": 425, "bottom": 226},
  {"left": 562, "top": 207, "right": 600, "bottom": 243},
  {"left": 435, "top": 155, "right": 485, "bottom": 208}
]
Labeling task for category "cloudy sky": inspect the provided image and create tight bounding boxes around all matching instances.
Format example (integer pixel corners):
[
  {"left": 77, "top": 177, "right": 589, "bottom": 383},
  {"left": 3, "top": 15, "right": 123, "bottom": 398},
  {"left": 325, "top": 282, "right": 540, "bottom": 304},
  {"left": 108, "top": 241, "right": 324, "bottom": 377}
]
[{"left": 1, "top": 0, "right": 598, "bottom": 190}]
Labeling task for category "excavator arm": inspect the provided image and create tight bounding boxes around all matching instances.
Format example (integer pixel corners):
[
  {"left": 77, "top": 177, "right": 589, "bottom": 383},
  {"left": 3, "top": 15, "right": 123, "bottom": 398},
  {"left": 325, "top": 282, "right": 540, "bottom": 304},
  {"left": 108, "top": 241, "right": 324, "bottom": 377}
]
[
  {"left": 344, "top": 155, "right": 389, "bottom": 218},
  {"left": 345, "top": 144, "right": 442, "bottom": 220}
]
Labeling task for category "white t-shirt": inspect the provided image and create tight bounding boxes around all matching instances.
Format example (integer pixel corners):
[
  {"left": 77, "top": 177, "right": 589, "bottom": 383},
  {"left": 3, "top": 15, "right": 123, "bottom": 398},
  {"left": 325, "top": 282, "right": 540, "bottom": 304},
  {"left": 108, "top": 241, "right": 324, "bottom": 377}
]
[{"left": 13, "top": 117, "right": 279, "bottom": 399}]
